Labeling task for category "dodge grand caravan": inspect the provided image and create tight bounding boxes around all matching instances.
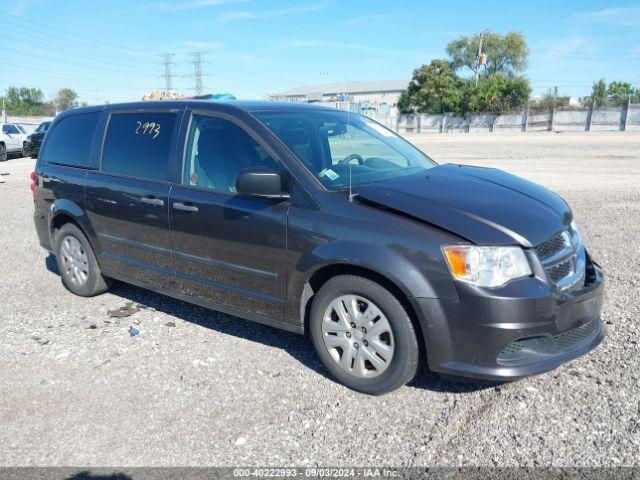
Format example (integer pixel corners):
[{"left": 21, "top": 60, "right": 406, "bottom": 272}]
[{"left": 32, "top": 101, "right": 605, "bottom": 394}]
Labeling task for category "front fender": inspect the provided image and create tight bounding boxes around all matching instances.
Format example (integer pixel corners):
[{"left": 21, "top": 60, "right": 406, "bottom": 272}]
[{"left": 286, "top": 240, "right": 459, "bottom": 326}]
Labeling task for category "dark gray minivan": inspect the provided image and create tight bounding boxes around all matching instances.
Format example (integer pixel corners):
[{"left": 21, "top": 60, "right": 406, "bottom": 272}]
[{"left": 32, "top": 100, "right": 604, "bottom": 394}]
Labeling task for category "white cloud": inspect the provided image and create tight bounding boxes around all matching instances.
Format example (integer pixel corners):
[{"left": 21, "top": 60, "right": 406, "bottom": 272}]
[
  {"left": 155, "top": 0, "right": 249, "bottom": 12},
  {"left": 339, "top": 14, "right": 388, "bottom": 27},
  {"left": 574, "top": 5, "right": 640, "bottom": 27},
  {"left": 214, "top": 1, "right": 328, "bottom": 24},
  {"left": 182, "top": 41, "right": 224, "bottom": 49}
]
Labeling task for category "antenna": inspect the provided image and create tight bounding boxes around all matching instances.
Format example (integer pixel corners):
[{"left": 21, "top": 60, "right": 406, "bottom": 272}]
[{"left": 346, "top": 42, "right": 356, "bottom": 202}]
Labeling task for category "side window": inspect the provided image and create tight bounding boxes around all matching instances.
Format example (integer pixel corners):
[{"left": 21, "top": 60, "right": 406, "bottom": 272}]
[
  {"left": 102, "top": 112, "right": 178, "bottom": 181},
  {"left": 7, "top": 124, "right": 20, "bottom": 134},
  {"left": 41, "top": 112, "right": 100, "bottom": 168},
  {"left": 183, "top": 114, "right": 281, "bottom": 193}
]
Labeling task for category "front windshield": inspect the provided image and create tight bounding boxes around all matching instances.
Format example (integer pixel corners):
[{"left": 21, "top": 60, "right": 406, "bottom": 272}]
[
  {"left": 253, "top": 109, "right": 437, "bottom": 190},
  {"left": 36, "top": 122, "right": 50, "bottom": 133}
]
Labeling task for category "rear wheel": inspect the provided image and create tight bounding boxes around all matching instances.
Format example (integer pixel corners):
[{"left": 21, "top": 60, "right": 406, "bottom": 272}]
[
  {"left": 22, "top": 142, "right": 28, "bottom": 158},
  {"left": 309, "top": 275, "right": 420, "bottom": 395},
  {"left": 0, "top": 144, "right": 7, "bottom": 161},
  {"left": 54, "top": 223, "right": 111, "bottom": 296}
]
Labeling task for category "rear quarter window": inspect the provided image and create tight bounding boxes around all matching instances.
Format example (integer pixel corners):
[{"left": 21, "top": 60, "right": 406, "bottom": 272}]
[
  {"left": 101, "top": 112, "right": 178, "bottom": 181},
  {"left": 41, "top": 112, "right": 100, "bottom": 168}
]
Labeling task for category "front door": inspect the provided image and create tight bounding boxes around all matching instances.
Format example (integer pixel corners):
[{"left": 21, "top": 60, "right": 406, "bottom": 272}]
[
  {"left": 85, "top": 110, "right": 181, "bottom": 289},
  {"left": 3, "top": 124, "right": 21, "bottom": 151},
  {"left": 169, "top": 112, "right": 288, "bottom": 321}
]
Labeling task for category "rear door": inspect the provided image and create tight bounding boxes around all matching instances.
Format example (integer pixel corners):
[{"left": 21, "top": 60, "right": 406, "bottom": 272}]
[
  {"left": 85, "top": 110, "right": 183, "bottom": 289},
  {"left": 169, "top": 111, "right": 289, "bottom": 321}
]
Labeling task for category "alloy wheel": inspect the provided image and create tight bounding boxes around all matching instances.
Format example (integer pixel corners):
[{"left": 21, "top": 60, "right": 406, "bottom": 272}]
[
  {"left": 60, "top": 236, "right": 89, "bottom": 286},
  {"left": 321, "top": 294, "right": 395, "bottom": 378}
]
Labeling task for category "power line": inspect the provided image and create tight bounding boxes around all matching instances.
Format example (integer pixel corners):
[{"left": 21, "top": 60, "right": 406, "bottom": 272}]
[
  {"left": 0, "top": 31, "right": 158, "bottom": 72},
  {"left": 0, "top": 10, "right": 156, "bottom": 62}
]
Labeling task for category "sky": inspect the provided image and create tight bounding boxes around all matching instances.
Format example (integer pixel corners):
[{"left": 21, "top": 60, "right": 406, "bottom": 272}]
[{"left": 0, "top": 0, "right": 639, "bottom": 104}]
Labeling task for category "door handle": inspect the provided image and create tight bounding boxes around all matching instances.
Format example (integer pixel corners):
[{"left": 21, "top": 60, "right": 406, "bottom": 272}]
[
  {"left": 140, "top": 196, "right": 164, "bottom": 207},
  {"left": 172, "top": 202, "right": 199, "bottom": 213}
]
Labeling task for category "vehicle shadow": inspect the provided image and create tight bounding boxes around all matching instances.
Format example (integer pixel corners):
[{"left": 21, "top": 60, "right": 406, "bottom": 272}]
[
  {"left": 65, "top": 472, "right": 132, "bottom": 480},
  {"left": 45, "top": 254, "right": 494, "bottom": 394}
]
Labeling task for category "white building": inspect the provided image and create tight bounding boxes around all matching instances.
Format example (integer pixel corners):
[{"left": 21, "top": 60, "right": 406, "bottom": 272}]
[{"left": 267, "top": 79, "right": 408, "bottom": 116}]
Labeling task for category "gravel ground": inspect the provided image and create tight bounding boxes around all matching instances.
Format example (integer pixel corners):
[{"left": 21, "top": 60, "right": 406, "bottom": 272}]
[{"left": 0, "top": 131, "right": 639, "bottom": 467}]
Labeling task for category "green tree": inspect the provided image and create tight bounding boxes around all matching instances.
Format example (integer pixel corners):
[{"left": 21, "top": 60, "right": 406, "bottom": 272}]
[
  {"left": 55, "top": 88, "right": 79, "bottom": 112},
  {"left": 591, "top": 79, "right": 607, "bottom": 107},
  {"left": 398, "top": 59, "right": 469, "bottom": 114},
  {"left": 446, "top": 31, "right": 529, "bottom": 77},
  {"left": 467, "top": 75, "right": 531, "bottom": 112},
  {"left": 606, "top": 81, "right": 637, "bottom": 105},
  {"left": 2, "top": 86, "right": 46, "bottom": 115}
]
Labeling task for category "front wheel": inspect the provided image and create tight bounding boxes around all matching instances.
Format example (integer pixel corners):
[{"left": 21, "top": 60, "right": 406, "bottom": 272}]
[
  {"left": 54, "top": 223, "right": 112, "bottom": 296},
  {"left": 22, "top": 142, "right": 28, "bottom": 158},
  {"left": 309, "top": 275, "right": 420, "bottom": 395},
  {"left": 0, "top": 144, "right": 7, "bottom": 161}
]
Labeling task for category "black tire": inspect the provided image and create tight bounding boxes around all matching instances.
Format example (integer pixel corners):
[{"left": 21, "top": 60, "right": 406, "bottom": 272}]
[
  {"left": 22, "top": 142, "right": 27, "bottom": 158},
  {"left": 31, "top": 152, "right": 38, "bottom": 159},
  {"left": 54, "top": 223, "right": 112, "bottom": 297},
  {"left": 0, "top": 144, "right": 6, "bottom": 161},
  {"left": 309, "top": 275, "right": 420, "bottom": 395}
]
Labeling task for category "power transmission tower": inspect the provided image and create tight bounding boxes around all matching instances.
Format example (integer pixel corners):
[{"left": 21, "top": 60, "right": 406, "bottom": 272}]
[
  {"left": 188, "top": 52, "right": 208, "bottom": 96},
  {"left": 160, "top": 53, "right": 176, "bottom": 92}
]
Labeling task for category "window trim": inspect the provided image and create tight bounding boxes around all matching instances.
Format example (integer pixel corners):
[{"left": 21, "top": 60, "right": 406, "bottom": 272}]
[
  {"left": 40, "top": 111, "right": 101, "bottom": 170},
  {"left": 98, "top": 109, "right": 183, "bottom": 184},
  {"left": 178, "top": 109, "right": 294, "bottom": 197}
]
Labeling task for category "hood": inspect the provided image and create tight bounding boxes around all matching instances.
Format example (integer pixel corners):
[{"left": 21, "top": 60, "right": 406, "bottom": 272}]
[{"left": 356, "top": 163, "right": 572, "bottom": 247}]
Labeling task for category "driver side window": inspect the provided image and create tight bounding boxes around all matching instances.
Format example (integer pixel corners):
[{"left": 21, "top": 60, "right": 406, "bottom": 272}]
[
  {"left": 183, "top": 114, "right": 281, "bottom": 193},
  {"left": 326, "top": 122, "right": 408, "bottom": 167}
]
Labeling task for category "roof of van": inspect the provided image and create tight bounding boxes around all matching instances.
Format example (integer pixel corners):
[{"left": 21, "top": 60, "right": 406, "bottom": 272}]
[{"left": 74, "top": 100, "right": 338, "bottom": 114}]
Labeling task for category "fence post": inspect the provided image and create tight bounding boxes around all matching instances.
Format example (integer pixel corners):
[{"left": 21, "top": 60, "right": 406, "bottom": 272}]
[
  {"left": 621, "top": 96, "right": 631, "bottom": 131},
  {"left": 522, "top": 101, "right": 529, "bottom": 132},
  {"left": 417, "top": 114, "right": 422, "bottom": 134},
  {"left": 548, "top": 105, "right": 555, "bottom": 131},
  {"left": 586, "top": 99, "right": 594, "bottom": 131}
]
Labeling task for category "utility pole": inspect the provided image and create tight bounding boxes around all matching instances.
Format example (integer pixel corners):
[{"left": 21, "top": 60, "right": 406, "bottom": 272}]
[
  {"left": 160, "top": 53, "right": 176, "bottom": 92},
  {"left": 189, "top": 52, "right": 208, "bottom": 96}
]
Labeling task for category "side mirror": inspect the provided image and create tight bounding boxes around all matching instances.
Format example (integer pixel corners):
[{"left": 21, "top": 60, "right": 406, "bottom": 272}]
[{"left": 236, "top": 166, "right": 289, "bottom": 200}]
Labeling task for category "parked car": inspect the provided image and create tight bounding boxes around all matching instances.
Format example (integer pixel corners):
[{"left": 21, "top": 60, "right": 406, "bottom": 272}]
[
  {"left": 31, "top": 101, "right": 605, "bottom": 394},
  {"left": 25, "top": 121, "right": 51, "bottom": 159},
  {"left": 0, "top": 122, "right": 28, "bottom": 160}
]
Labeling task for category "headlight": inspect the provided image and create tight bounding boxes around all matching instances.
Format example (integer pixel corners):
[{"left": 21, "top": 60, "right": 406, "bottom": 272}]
[{"left": 442, "top": 245, "right": 532, "bottom": 287}]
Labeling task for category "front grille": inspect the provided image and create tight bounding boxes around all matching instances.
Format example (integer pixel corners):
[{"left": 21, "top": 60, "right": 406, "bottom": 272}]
[
  {"left": 534, "top": 227, "right": 586, "bottom": 292},
  {"left": 497, "top": 317, "right": 602, "bottom": 365},
  {"left": 535, "top": 234, "right": 567, "bottom": 260},
  {"left": 547, "top": 258, "right": 573, "bottom": 282},
  {"left": 554, "top": 317, "right": 601, "bottom": 350}
]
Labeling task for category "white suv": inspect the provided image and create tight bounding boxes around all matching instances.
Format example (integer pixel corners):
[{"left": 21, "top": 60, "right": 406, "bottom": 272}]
[{"left": 0, "top": 123, "right": 28, "bottom": 160}]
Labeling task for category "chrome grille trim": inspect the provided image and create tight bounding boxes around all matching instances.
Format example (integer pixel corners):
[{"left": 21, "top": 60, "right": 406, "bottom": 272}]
[{"left": 535, "top": 226, "right": 586, "bottom": 292}]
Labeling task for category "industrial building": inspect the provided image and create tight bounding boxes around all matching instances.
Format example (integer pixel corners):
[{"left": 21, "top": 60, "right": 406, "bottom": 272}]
[{"left": 267, "top": 79, "right": 408, "bottom": 116}]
